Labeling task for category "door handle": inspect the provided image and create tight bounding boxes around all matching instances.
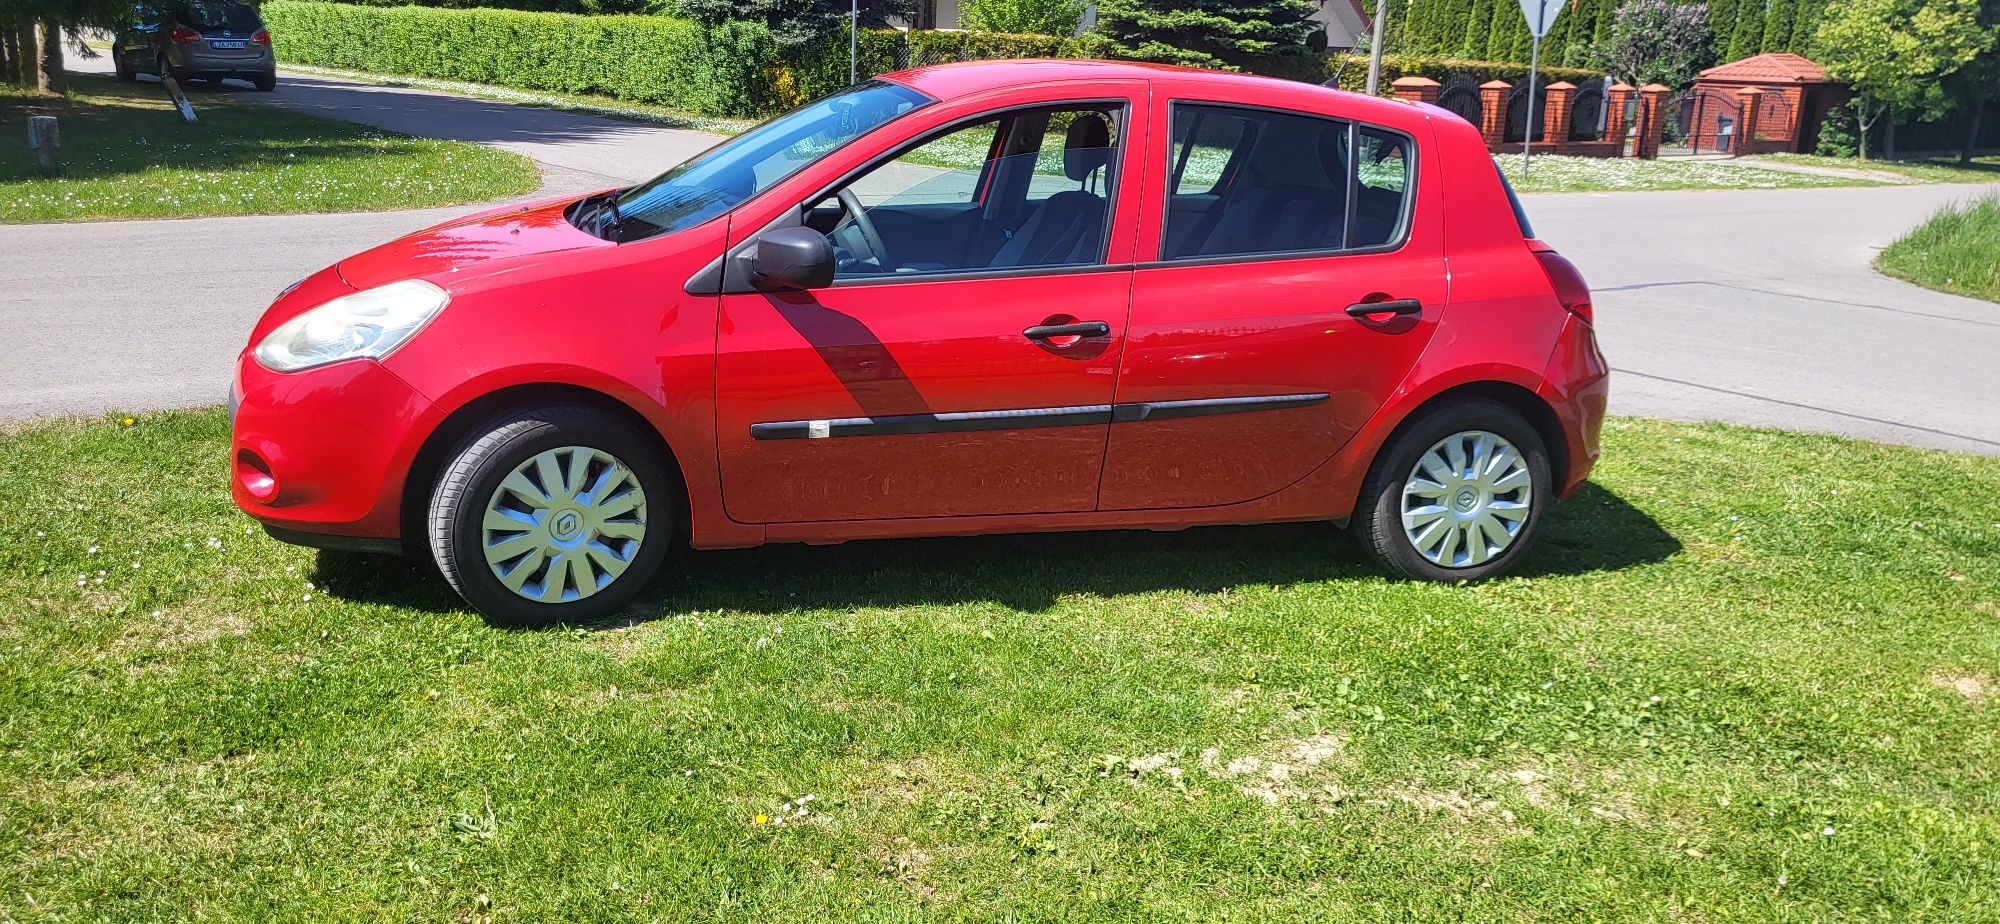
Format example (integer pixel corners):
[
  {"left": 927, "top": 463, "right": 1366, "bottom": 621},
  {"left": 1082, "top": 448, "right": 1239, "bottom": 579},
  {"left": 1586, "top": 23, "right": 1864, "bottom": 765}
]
[
  {"left": 1344, "top": 298, "right": 1423, "bottom": 319},
  {"left": 1023, "top": 321, "right": 1111, "bottom": 341}
]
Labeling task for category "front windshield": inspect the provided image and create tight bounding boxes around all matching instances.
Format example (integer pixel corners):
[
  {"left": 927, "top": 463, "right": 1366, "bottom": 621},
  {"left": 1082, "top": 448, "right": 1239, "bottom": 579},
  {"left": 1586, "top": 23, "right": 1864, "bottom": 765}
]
[{"left": 592, "top": 81, "right": 933, "bottom": 243}]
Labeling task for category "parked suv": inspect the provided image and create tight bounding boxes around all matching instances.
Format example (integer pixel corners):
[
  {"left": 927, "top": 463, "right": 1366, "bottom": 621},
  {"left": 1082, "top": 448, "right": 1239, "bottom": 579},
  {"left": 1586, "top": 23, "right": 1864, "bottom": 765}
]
[
  {"left": 113, "top": 1, "right": 276, "bottom": 91},
  {"left": 229, "top": 61, "right": 1608, "bottom": 627}
]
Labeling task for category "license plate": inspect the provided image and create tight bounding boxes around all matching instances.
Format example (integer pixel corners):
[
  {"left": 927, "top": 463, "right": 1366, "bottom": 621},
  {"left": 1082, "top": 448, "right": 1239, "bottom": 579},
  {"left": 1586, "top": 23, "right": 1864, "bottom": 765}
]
[{"left": 209, "top": 40, "right": 246, "bottom": 49}]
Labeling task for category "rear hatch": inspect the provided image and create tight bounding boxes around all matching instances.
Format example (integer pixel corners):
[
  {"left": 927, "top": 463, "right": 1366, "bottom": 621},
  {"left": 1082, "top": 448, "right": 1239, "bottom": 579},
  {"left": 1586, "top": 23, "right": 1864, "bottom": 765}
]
[{"left": 184, "top": 1, "right": 264, "bottom": 57}]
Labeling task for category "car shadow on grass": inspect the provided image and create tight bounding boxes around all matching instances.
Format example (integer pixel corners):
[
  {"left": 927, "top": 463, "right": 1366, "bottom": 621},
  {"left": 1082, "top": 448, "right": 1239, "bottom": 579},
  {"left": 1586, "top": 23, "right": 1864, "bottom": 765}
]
[{"left": 311, "top": 482, "right": 1680, "bottom": 626}]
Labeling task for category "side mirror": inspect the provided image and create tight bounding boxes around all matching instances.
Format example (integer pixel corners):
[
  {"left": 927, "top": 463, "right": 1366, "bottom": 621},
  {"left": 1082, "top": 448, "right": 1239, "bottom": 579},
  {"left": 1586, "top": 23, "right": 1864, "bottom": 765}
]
[{"left": 751, "top": 226, "right": 834, "bottom": 291}]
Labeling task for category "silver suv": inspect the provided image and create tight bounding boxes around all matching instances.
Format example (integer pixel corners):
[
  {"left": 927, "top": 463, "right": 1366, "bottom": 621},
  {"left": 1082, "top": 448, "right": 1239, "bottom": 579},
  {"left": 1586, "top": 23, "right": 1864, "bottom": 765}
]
[{"left": 113, "top": 1, "right": 276, "bottom": 91}]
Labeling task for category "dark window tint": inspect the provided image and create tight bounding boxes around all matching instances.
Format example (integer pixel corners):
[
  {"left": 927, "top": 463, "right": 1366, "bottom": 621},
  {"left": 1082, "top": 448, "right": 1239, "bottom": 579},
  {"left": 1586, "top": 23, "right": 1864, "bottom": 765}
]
[
  {"left": 1163, "top": 106, "right": 1351, "bottom": 260},
  {"left": 1352, "top": 127, "right": 1412, "bottom": 248},
  {"left": 177, "top": 1, "right": 259, "bottom": 30},
  {"left": 812, "top": 106, "right": 1120, "bottom": 280},
  {"left": 1162, "top": 106, "right": 1416, "bottom": 260}
]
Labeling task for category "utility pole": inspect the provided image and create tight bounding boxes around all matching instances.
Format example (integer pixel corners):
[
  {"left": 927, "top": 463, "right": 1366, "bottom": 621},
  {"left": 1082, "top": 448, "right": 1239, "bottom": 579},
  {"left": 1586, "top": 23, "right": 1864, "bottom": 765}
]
[
  {"left": 850, "top": 0, "right": 859, "bottom": 86},
  {"left": 1364, "top": 0, "right": 1389, "bottom": 95},
  {"left": 1516, "top": 0, "right": 1559, "bottom": 177}
]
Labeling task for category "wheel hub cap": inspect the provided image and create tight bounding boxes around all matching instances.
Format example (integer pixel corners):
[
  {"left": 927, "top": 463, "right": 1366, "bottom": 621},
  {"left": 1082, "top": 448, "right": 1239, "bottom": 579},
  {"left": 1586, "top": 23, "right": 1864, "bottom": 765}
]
[
  {"left": 1400, "top": 430, "right": 1533, "bottom": 569},
  {"left": 481, "top": 446, "right": 647, "bottom": 604}
]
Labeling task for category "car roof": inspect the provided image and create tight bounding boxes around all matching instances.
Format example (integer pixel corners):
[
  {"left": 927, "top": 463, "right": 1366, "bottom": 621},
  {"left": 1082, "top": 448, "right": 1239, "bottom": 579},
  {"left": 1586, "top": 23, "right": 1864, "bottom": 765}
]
[{"left": 881, "top": 59, "right": 1426, "bottom": 127}]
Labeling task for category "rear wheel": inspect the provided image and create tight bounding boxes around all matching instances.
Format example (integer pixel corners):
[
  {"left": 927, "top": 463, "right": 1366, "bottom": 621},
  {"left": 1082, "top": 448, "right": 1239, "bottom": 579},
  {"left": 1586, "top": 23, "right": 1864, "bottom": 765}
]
[
  {"left": 427, "top": 405, "right": 675, "bottom": 628},
  {"left": 1351, "top": 398, "right": 1552, "bottom": 582},
  {"left": 253, "top": 72, "right": 276, "bottom": 92}
]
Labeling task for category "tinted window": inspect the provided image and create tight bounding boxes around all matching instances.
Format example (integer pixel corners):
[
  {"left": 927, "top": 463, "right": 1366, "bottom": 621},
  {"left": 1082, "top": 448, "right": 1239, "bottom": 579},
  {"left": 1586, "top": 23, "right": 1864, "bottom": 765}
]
[
  {"left": 1162, "top": 105, "right": 1413, "bottom": 260},
  {"left": 814, "top": 106, "right": 1120, "bottom": 280},
  {"left": 1352, "top": 127, "right": 1412, "bottom": 248},
  {"left": 177, "top": 1, "right": 259, "bottom": 29},
  {"left": 595, "top": 81, "right": 931, "bottom": 243}
]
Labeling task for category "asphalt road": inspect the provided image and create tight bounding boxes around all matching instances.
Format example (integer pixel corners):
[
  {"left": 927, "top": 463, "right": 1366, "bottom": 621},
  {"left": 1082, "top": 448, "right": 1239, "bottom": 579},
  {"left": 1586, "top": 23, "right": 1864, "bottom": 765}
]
[{"left": 5, "top": 60, "right": 1998, "bottom": 456}]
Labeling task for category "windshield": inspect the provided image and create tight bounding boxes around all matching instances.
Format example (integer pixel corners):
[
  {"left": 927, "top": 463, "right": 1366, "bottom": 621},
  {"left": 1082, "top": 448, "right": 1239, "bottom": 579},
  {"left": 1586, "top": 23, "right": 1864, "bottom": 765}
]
[{"left": 590, "top": 81, "right": 933, "bottom": 243}]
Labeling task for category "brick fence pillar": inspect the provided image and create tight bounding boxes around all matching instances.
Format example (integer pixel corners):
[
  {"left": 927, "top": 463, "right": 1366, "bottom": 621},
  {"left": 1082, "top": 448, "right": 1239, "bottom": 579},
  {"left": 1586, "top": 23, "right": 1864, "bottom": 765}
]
[
  {"left": 1634, "top": 84, "right": 1670, "bottom": 160},
  {"left": 1541, "top": 81, "right": 1576, "bottom": 149},
  {"left": 1478, "top": 80, "right": 1511, "bottom": 148},
  {"left": 1390, "top": 75, "right": 1440, "bottom": 105},
  {"left": 1733, "top": 86, "right": 1764, "bottom": 157},
  {"left": 1605, "top": 83, "right": 1634, "bottom": 154}
]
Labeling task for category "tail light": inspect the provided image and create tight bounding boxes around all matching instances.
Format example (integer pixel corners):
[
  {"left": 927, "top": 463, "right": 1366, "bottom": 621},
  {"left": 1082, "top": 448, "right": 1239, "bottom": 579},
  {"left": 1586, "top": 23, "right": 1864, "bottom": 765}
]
[
  {"left": 167, "top": 25, "right": 202, "bottom": 44},
  {"left": 252, "top": 29, "right": 271, "bottom": 45},
  {"left": 1527, "top": 240, "right": 1593, "bottom": 325}
]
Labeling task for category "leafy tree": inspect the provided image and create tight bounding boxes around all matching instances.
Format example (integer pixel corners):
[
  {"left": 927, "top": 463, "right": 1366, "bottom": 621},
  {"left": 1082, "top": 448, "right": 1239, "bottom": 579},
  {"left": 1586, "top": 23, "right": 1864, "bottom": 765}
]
[
  {"left": 1595, "top": 0, "right": 1714, "bottom": 86},
  {"left": 1724, "top": 0, "right": 1765, "bottom": 59},
  {"left": 1936, "top": 0, "right": 1997, "bottom": 163},
  {"left": 959, "top": 0, "right": 1085, "bottom": 36},
  {"left": 1093, "top": 0, "right": 1322, "bottom": 70},
  {"left": 1814, "top": 0, "right": 1993, "bottom": 158},
  {"left": 678, "top": 0, "right": 916, "bottom": 48}
]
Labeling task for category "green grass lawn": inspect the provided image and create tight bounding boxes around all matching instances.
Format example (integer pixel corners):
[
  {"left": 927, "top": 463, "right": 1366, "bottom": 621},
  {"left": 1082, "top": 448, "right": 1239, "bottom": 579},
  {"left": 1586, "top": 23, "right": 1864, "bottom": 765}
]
[
  {"left": 1499, "top": 153, "right": 1871, "bottom": 193},
  {"left": 1755, "top": 153, "right": 2000, "bottom": 185},
  {"left": 0, "top": 76, "right": 538, "bottom": 222},
  {"left": 1878, "top": 193, "right": 2000, "bottom": 304},
  {"left": 3, "top": 410, "right": 1998, "bottom": 921}
]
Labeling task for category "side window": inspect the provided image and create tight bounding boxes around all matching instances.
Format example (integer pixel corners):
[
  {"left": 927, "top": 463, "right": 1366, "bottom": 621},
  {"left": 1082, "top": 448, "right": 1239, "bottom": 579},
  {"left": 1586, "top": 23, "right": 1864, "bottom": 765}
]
[
  {"left": 1162, "top": 105, "right": 1413, "bottom": 261},
  {"left": 807, "top": 106, "right": 1121, "bottom": 280},
  {"left": 1353, "top": 127, "right": 1413, "bottom": 248}
]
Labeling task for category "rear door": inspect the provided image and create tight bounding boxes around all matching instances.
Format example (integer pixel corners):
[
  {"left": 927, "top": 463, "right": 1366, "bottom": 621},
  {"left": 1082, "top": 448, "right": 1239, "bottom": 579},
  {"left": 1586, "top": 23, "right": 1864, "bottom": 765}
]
[
  {"left": 1098, "top": 96, "right": 1445, "bottom": 511},
  {"left": 714, "top": 86, "right": 1148, "bottom": 524}
]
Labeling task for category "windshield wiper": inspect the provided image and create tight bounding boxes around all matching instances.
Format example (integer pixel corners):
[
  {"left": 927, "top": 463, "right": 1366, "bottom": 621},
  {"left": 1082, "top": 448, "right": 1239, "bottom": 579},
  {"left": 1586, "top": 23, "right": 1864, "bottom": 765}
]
[{"left": 598, "top": 194, "right": 625, "bottom": 241}]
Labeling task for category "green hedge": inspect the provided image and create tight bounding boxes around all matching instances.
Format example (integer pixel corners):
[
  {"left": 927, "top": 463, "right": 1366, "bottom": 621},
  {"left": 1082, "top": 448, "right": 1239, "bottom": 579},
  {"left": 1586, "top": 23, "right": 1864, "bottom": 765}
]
[
  {"left": 262, "top": 1, "right": 782, "bottom": 115},
  {"left": 1256, "top": 52, "right": 1603, "bottom": 90},
  {"left": 261, "top": 2, "right": 1598, "bottom": 117}
]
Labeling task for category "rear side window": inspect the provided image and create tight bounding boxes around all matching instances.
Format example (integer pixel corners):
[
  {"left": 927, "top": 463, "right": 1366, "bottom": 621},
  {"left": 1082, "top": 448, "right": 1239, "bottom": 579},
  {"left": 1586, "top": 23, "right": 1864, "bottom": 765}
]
[
  {"left": 177, "top": 1, "right": 260, "bottom": 29},
  {"left": 1161, "top": 104, "right": 1415, "bottom": 261}
]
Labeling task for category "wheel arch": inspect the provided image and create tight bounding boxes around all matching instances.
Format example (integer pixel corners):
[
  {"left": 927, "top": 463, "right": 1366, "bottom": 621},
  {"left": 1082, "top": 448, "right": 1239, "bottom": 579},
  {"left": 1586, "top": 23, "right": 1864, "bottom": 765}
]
[
  {"left": 1364, "top": 380, "right": 1570, "bottom": 492},
  {"left": 398, "top": 383, "right": 691, "bottom": 553}
]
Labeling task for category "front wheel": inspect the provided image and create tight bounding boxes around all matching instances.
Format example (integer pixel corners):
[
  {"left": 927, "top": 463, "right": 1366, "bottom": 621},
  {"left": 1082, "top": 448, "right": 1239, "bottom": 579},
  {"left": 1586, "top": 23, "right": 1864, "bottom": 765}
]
[
  {"left": 427, "top": 405, "right": 675, "bottom": 628},
  {"left": 114, "top": 50, "right": 136, "bottom": 81},
  {"left": 1351, "top": 399, "right": 1553, "bottom": 582}
]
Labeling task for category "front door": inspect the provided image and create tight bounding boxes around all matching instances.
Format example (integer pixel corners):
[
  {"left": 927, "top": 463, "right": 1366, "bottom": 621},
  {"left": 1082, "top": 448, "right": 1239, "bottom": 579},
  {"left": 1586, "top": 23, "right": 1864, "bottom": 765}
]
[
  {"left": 715, "top": 99, "right": 1143, "bottom": 524},
  {"left": 1099, "top": 101, "right": 1445, "bottom": 510}
]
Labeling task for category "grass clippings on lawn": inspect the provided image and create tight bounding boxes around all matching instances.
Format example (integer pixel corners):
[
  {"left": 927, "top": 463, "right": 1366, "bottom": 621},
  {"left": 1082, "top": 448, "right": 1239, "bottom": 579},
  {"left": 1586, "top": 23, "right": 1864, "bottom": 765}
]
[
  {"left": 2, "top": 411, "right": 1998, "bottom": 920},
  {"left": 0, "top": 75, "right": 538, "bottom": 222}
]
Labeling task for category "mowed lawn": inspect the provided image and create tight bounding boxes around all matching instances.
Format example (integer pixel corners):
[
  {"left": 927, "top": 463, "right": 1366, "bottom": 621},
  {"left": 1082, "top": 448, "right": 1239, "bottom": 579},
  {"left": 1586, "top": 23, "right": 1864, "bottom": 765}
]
[
  {"left": 3, "top": 410, "right": 1998, "bottom": 921},
  {"left": 1878, "top": 193, "right": 2000, "bottom": 304},
  {"left": 0, "top": 76, "right": 537, "bottom": 222}
]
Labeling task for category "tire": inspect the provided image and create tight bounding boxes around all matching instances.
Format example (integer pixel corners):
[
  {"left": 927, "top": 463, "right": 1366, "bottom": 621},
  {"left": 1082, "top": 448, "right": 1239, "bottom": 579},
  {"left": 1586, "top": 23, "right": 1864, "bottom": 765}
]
[
  {"left": 114, "top": 51, "right": 136, "bottom": 82},
  {"left": 254, "top": 72, "right": 276, "bottom": 92},
  {"left": 427, "top": 405, "right": 675, "bottom": 628},
  {"left": 1350, "top": 398, "right": 1553, "bottom": 583}
]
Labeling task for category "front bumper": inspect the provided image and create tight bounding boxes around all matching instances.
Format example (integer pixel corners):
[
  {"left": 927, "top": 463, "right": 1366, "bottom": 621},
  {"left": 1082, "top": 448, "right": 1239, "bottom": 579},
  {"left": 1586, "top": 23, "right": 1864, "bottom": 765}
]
[{"left": 230, "top": 352, "right": 442, "bottom": 544}]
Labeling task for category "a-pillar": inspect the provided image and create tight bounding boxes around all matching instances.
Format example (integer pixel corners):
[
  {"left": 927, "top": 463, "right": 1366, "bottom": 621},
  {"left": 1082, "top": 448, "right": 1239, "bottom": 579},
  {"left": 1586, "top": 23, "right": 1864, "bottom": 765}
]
[{"left": 1478, "top": 80, "right": 1511, "bottom": 148}]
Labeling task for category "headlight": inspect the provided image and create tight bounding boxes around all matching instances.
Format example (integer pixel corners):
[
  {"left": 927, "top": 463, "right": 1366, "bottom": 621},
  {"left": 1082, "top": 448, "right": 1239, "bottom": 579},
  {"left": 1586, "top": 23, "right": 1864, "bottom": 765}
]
[{"left": 253, "top": 279, "right": 449, "bottom": 373}]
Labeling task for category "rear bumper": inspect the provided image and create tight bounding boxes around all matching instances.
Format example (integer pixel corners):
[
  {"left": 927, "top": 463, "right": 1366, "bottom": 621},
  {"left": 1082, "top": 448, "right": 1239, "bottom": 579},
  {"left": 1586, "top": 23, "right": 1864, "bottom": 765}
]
[
  {"left": 174, "top": 49, "right": 273, "bottom": 75},
  {"left": 1537, "top": 315, "right": 1609, "bottom": 497}
]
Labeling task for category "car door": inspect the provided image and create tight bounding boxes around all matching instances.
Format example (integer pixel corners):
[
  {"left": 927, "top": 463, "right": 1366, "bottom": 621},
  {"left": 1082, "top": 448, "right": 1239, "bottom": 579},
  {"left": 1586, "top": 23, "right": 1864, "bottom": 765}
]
[
  {"left": 1098, "top": 97, "right": 1446, "bottom": 511},
  {"left": 714, "top": 93, "right": 1146, "bottom": 524}
]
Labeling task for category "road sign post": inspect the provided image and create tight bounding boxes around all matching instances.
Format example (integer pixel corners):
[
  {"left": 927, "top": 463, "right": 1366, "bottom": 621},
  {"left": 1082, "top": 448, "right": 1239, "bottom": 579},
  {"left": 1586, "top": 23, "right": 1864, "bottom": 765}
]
[{"left": 1518, "top": 0, "right": 1560, "bottom": 177}]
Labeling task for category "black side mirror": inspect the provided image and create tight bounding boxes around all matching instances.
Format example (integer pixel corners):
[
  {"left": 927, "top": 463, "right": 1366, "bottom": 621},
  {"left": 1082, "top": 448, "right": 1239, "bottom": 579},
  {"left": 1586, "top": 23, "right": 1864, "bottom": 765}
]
[{"left": 751, "top": 226, "right": 834, "bottom": 291}]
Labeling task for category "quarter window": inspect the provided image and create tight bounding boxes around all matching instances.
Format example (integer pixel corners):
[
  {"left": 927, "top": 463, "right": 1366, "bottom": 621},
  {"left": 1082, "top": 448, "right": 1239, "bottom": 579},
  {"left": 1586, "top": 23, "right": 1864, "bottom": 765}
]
[{"left": 1162, "top": 104, "right": 1412, "bottom": 261}]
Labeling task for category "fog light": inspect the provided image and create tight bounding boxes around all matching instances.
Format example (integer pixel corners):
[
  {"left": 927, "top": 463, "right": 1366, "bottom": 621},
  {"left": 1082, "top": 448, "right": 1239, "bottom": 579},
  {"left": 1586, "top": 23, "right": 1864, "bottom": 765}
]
[{"left": 236, "top": 449, "right": 279, "bottom": 503}]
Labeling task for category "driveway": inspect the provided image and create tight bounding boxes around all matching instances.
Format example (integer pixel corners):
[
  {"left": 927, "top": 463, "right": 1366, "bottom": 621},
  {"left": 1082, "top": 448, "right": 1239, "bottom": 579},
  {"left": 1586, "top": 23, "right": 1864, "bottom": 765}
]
[{"left": 6, "top": 61, "right": 1998, "bottom": 456}]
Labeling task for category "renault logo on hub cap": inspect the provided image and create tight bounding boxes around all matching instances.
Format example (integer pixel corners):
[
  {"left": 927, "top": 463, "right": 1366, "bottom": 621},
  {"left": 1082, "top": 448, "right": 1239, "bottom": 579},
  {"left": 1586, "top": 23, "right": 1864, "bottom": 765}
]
[
  {"left": 551, "top": 510, "right": 582, "bottom": 541},
  {"left": 1454, "top": 489, "right": 1478, "bottom": 513}
]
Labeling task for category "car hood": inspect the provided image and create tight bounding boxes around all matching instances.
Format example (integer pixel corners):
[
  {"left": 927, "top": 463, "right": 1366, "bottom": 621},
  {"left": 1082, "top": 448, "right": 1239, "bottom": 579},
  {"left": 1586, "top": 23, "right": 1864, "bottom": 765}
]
[{"left": 335, "top": 194, "right": 613, "bottom": 290}]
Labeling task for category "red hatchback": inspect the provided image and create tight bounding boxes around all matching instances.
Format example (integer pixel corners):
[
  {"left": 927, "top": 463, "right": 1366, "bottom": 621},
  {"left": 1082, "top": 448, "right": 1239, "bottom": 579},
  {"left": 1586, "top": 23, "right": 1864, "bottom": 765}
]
[{"left": 231, "top": 60, "right": 1607, "bottom": 626}]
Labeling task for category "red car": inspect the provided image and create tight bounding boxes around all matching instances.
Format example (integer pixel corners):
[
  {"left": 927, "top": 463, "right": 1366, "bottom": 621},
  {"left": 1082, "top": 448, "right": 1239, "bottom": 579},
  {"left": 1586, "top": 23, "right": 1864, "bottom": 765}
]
[{"left": 231, "top": 60, "right": 1607, "bottom": 626}]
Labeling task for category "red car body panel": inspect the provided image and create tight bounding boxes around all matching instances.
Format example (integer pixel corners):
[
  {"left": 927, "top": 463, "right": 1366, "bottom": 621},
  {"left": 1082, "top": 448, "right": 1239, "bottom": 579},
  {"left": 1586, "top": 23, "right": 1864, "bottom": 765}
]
[{"left": 228, "top": 60, "right": 1606, "bottom": 554}]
